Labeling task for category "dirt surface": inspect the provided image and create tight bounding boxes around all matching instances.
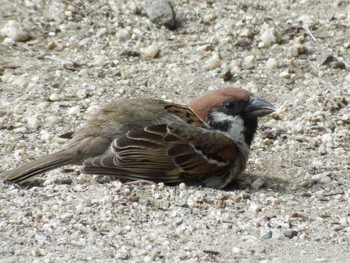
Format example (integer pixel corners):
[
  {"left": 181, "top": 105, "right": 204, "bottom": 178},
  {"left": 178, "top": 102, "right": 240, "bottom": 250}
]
[{"left": 1, "top": 0, "right": 349, "bottom": 262}]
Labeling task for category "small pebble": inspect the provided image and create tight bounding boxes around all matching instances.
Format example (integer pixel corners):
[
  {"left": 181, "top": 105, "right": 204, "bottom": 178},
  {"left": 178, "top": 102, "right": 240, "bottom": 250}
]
[
  {"left": 144, "top": 0, "right": 177, "bottom": 30},
  {"left": 221, "top": 66, "right": 232, "bottom": 81},
  {"left": 339, "top": 217, "right": 349, "bottom": 226},
  {"left": 187, "top": 196, "right": 196, "bottom": 208},
  {"left": 202, "top": 14, "right": 217, "bottom": 24},
  {"left": 244, "top": 55, "right": 256, "bottom": 69},
  {"left": 2, "top": 37, "right": 16, "bottom": 45},
  {"left": 272, "top": 229, "right": 284, "bottom": 240},
  {"left": 47, "top": 41, "right": 57, "bottom": 50},
  {"left": 239, "top": 28, "right": 254, "bottom": 38},
  {"left": 204, "top": 53, "right": 221, "bottom": 70},
  {"left": 251, "top": 178, "right": 264, "bottom": 190},
  {"left": 288, "top": 45, "right": 305, "bottom": 57},
  {"left": 179, "top": 183, "right": 187, "bottom": 190},
  {"left": 26, "top": 117, "right": 41, "bottom": 130},
  {"left": 266, "top": 58, "right": 278, "bottom": 69},
  {"left": 76, "top": 89, "right": 88, "bottom": 99},
  {"left": 260, "top": 28, "right": 281, "bottom": 47},
  {"left": 248, "top": 203, "right": 262, "bottom": 213},
  {"left": 68, "top": 106, "right": 81, "bottom": 115},
  {"left": 143, "top": 44, "right": 160, "bottom": 59},
  {"left": 49, "top": 93, "right": 60, "bottom": 101},
  {"left": 279, "top": 70, "right": 290, "bottom": 79},
  {"left": 312, "top": 173, "right": 332, "bottom": 184},
  {"left": 116, "top": 29, "right": 131, "bottom": 42},
  {"left": 129, "top": 2, "right": 141, "bottom": 14},
  {"left": 197, "top": 43, "right": 214, "bottom": 52},
  {"left": 262, "top": 138, "right": 273, "bottom": 145},
  {"left": 221, "top": 213, "right": 232, "bottom": 222},
  {"left": 0, "top": 20, "right": 31, "bottom": 42},
  {"left": 232, "top": 247, "right": 241, "bottom": 254},
  {"left": 40, "top": 131, "right": 52, "bottom": 141},
  {"left": 260, "top": 230, "right": 272, "bottom": 239},
  {"left": 283, "top": 229, "right": 298, "bottom": 239}
]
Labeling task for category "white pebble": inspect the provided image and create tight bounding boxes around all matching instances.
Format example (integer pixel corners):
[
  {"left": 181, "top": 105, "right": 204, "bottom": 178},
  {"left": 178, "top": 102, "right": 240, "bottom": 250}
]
[
  {"left": 40, "top": 131, "right": 52, "bottom": 141},
  {"left": 45, "top": 116, "right": 61, "bottom": 125},
  {"left": 116, "top": 29, "right": 131, "bottom": 42},
  {"left": 76, "top": 89, "right": 87, "bottom": 99},
  {"left": 341, "top": 114, "right": 349, "bottom": 121},
  {"left": 94, "top": 55, "right": 108, "bottom": 66},
  {"left": 2, "top": 37, "right": 16, "bottom": 45},
  {"left": 272, "top": 229, "right": 284, "bottom": 240},
  {"left": 266, "top": 58, "right": 278, "bottom": 69},
  {"left": 279, "top": 70, "right": 290, "bottom": 79},
  {"left": 244, "top": 55, "right": 256, "bottom": 69},
  {"left": 232, "top": 246, "right": 241, "bottom": 254},
  {"left": 321, "top": 133, "right": 333, "bottom": 144},
  {"left": 64, "top": 10, "right": 73, "bottom": 18},
  {"left": 260, "top": 28, "right": 281, "bottom": 47},
  {"left": 204, "top": 53, "right": 221, "bottom": 70},
  {"left": 143, "top": 44, "right": 160, "bottom": 59},
  {"left": 202, "top": 13, "right": 217, "bottom": 24},
  {"left": 144, "top": 256, "right": 152, "bottom": 263},
  {"left": 179, "top": 183, "right": 187, "bottom": 190},
  {"left": 262, "top": 138, "right": 273, "bottom": 146},
  {"left": 248, "top": 202, "right": 262, "bottom": 212},
  {"left": 26, "top": 117, "right": 41, "bottom": 130},
  {"left": 288, "top": 45, "right": 305, "bottom": 57},
  {"left": 68, "top": 106, "right": 81, "bottom": 115},
  {"left": 187, "top": 196, "right": 196, "bottom": 208},
  {"left": 0, "top": 20, "right": 31, "bottom": 42},
  {"left": 49, "top": 93, "right": 60, "bottom": 101},
  {"left": 221, "top": 213, "right": 232, "bottom": 222},
  {"left": 339, "top": 217, "right": 349, "bottom": 226},
  {"left": 312, "top": 173, "right": 332, "bottom": 184}
]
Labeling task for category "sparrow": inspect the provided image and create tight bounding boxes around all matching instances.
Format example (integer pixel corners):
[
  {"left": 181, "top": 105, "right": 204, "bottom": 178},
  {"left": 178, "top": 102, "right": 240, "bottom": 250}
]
[{"left": 1, "top": 88, "right": 274, "bottom": 189}]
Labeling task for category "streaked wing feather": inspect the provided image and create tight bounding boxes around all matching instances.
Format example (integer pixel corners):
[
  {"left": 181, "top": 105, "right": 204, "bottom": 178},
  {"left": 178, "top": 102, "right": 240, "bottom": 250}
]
[
  {"left": 165, "top": 120, "right": 236, "bottom": 181},
  {"left": 166, "top": 121, "right": 238, "bottom": 160},
  {"left": 83, "top": 104, "right": 236, "bottom": 185},
  {"left": 164, "top": 104, "right": 209, "bottom": 128},
  {"left": 83, "top": 124, "right": 180, "bottom": 181}
]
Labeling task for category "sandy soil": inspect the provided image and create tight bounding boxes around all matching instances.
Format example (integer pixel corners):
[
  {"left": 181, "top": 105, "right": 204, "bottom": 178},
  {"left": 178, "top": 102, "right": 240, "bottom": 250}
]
[{"left": 1, "top": 0, "right": 349, "bottom": 262}]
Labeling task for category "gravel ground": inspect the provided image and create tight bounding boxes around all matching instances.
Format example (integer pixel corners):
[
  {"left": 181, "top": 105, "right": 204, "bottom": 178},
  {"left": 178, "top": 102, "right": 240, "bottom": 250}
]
[{"left": 1, "top": 0, "right": 350, "bottom": 262}]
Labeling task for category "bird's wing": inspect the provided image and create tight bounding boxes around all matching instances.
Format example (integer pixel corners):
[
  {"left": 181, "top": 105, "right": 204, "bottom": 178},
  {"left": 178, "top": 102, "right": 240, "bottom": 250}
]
[
  {"left": 163, "top": 103, "right": 210, "bottom": 128},
  {"left": 82, "top": 105, "right": 239, "bottom": 186},
  {"left": 164, "top": 120, "right": 239, "bottom": 181}
]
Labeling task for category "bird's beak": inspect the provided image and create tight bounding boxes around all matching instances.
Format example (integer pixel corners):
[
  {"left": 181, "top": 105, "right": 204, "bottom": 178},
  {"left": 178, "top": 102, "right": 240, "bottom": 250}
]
[{"left": 244, "top": 97, "right": 275, "bottom": 118}]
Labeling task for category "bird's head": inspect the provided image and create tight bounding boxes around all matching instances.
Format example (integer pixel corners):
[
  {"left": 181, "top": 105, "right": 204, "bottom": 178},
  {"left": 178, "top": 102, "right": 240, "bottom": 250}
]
[{"left": 189, "top": 88, "right": 275, "bottom": 146}]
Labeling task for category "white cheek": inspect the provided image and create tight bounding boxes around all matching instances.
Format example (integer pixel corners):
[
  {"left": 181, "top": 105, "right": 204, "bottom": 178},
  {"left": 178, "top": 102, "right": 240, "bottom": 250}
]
[
  {"left": 210, "top": 111, "right": 234, "bottom": 123},
  {"left": 227, "top": 116, "right": 245, "bottom": 142},
  {"left": 209, "top": 111, "right": 249, "bottom": 156},
  {"left": 210, "top": 112, "right": 245, "bottom": 141}
]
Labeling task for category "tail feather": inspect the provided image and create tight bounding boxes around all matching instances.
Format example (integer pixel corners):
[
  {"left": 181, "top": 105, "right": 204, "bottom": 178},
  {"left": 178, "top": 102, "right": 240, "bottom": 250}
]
[{"left": 1, "top": 150, "right": 74, "bottom": 184}]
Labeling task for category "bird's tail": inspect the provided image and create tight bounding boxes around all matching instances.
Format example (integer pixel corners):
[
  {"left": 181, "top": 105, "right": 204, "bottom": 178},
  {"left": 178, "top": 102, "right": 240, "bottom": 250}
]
[{"left": 1, "top": 150, "right": 74, "bottom": 184}]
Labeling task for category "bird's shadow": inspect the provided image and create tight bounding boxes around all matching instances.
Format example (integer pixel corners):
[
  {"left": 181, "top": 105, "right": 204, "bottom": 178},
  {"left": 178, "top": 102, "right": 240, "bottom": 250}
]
[
  {"left": 6, "top": 171, "right": 295, "bottom": 194},
  {"left": 225, "top": 172, "right": 295, "bottom": 193}
]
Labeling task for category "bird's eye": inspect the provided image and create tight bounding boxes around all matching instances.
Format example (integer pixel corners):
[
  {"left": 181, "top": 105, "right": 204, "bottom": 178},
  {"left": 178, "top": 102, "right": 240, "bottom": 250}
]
[{"left": 224, "top": 101, "right": 236, "bottom": 110}]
